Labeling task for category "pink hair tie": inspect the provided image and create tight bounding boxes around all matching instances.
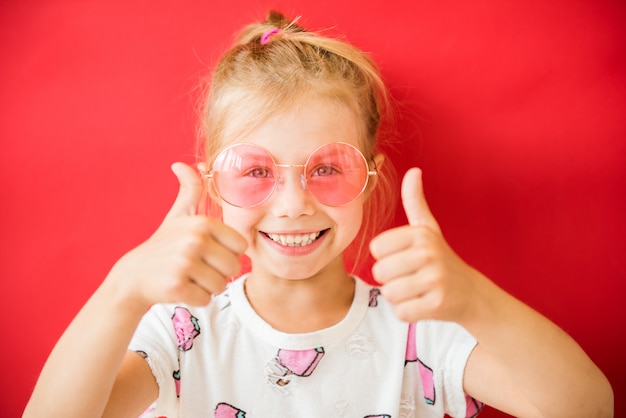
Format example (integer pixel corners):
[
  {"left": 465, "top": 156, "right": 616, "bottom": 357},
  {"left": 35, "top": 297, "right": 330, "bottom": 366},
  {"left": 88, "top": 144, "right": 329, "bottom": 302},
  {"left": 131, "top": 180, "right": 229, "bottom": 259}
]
[{"left": 260, "top": 28, "right": 281, "bottom": 45}]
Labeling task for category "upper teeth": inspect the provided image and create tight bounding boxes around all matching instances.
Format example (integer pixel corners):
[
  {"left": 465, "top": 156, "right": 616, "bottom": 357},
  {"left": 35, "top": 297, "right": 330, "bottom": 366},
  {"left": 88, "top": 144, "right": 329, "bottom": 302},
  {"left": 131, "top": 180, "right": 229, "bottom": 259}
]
[{"left": 267, "top": 232, "right": 321, "bottom": 247}]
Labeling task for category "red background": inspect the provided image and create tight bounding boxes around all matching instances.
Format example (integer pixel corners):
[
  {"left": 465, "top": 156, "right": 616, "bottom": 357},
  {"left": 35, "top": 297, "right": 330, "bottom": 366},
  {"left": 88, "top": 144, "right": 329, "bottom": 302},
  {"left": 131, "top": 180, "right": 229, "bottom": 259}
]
[{"left": 1, "top": 1, "right": 625, "bottom": 416}]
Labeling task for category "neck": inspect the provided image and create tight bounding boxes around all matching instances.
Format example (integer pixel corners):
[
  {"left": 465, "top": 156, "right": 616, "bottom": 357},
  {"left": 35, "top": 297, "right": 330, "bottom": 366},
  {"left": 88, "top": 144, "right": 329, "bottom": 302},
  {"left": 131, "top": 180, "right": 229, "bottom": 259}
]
[{"left": 244, "top": 259, "right": 355, "bottom": 333}]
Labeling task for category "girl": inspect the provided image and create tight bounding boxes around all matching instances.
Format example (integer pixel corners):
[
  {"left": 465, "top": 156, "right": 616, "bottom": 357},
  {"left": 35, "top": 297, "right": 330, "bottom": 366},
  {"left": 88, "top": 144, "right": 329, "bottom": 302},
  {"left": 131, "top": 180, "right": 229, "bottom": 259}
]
[{"left": 24, "top": 11, "right": 613, "bottom": 418}]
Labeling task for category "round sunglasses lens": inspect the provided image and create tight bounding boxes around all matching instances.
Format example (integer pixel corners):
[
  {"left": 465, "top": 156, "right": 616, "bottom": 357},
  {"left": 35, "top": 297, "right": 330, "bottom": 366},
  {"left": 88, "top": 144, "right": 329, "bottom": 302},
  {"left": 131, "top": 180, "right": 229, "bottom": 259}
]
[
  {"left": 212, "top": 145, "right": 276, "bottom": 207},
  {"left": 305, "top": 143, "right": 369, "bottom": 206}
]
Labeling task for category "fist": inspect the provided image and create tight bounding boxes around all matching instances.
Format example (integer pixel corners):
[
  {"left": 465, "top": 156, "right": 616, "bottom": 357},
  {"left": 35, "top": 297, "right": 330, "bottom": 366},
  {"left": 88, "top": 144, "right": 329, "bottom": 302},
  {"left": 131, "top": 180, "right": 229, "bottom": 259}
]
[
  {"left": 370, "top": 168, "right": 478, "bottom": 323},
  {"left": 110, "top": 162, "right": 247, "bottom": 308}
]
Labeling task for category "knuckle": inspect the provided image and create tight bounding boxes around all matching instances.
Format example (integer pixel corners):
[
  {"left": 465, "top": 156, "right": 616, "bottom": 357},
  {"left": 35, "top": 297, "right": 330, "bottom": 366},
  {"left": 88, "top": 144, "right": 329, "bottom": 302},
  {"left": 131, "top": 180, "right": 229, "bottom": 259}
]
[
  {"left": 371, "top": 262, "right": 385, "bottom": 281},
  {"left": 416, "top": 246, "right": 438, "bottom": 266},
  {"left": 430, "top": 295, "right": 445, "bottom": 313},
  {"left": 395, "top": 304, "right": 415, "bottom": 323},
  {"left": 183, "top": 215, "right": 211, "bottom": 235},
  {"left": 171, "top": 254, "right": 195, "bottom": 276},
  {"left": 226, "top": 258, "right": 242, "bottom": 277},
  {"left": 429, "top": 291, "right": 449, "bottom": 318},
  {"left": 379, "top": 285, "right": 394, "bottom": 302},
  {"left": 164, "top": 277, "right": 189, "bottom": 299},
  {"left": 181, "top": 231, "right": 209, "bottom": 253},
  {"left": 422, "top": 271, "right": 440, "bottom": 288}
]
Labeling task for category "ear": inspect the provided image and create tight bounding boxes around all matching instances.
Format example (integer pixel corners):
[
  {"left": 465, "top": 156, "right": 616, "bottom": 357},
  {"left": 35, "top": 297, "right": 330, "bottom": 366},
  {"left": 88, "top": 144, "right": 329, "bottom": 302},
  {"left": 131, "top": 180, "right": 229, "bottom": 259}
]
[
  {"left": 373, "top": 153, "right": 385, "bottom": 171},
  {"left": 196, "top": 162, "right": 223, "bottom": 217},
  {"left": 196, "top": 162, "right": 215, "bottom": 198},
  {"left": 364, "top": 153, "right": 385, "bottom": 197}
]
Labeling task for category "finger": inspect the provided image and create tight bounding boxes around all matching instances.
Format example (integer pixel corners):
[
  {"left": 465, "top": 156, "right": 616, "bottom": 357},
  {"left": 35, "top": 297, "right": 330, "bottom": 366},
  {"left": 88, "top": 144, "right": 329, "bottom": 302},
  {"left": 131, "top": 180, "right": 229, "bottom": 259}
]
[
  {"left": 171, "top": 257, "right": 232, "bottom": 306},
  {"left": 381, "top": 275, "right": 441, "bottom": 322},
  {"left": 200, "top": 239, "right": 244, "bottom": 278},
  {"left": 164, "top": 162, "right": 204, "bottom": 221},
  {"left": 175, "top": 278, "right": 215, "bottom": 307},
  {"left": 370, "top": 225, "right": 417, "bottom": 260},
  {"left": 371, "top": 247, "right": 426, "bottom": 284},
  {"left": 203, "top": 218, "right": 248, "bottom": 256},
  {"left": 401, "top": 168, "right": 440, "bottom": 233},
  {"left": 391, "top": 295, "right": 437, "bottom": 323},
  {"left": 186, "top": 262, "right": 231, "bottom": 297},
  {"left": 379, "top": 268, "right": 436, "bottom": 304}
]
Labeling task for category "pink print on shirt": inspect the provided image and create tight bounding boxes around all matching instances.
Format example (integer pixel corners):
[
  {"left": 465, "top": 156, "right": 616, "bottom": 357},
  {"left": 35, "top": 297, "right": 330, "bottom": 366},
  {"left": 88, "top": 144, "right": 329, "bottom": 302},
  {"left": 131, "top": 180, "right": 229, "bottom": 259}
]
[
  {"left": 406, "top": 322, "right": 483, "bottom": 416},
  {"left": 369, "top": 288, "right": 381, "bottom": 307},
  {"left": 172, "top": 369, "right": 181, "bottom": 397},
  {"left": 215, "top": 402, "right": 246, "bottom": 417},
  {"left": 465, "top": 394, "right": 484, "bottom": 418},
  {"left": 172, "top": 306, "right": 201, "bottom": 351},
  {"left": 405, "top": 322, "right": 436, "bottom": 405},
  {"left": 274, "top": 347, "right": 325, "bottom": 386}
]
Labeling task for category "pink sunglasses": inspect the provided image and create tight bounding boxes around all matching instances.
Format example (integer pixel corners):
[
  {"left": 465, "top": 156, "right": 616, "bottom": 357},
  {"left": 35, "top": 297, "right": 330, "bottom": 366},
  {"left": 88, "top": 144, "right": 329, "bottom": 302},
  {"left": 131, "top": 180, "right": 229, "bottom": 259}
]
[{"left": 205, "top": 142, "right": 377, "bottom": 207}]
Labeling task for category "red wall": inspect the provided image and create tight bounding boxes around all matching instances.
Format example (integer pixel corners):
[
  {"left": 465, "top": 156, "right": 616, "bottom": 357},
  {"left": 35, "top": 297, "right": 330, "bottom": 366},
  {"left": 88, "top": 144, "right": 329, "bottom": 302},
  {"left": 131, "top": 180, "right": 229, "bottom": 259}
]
[{"left": 1, "top": 1, "right": 624, "bottom": 416}]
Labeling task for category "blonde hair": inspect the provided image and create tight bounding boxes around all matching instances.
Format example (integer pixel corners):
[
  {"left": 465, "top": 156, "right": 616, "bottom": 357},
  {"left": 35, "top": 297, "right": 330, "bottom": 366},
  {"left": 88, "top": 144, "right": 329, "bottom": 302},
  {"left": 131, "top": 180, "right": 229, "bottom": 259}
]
[{"left": 197, "top": 10, "right": 397, "bottom": 274}]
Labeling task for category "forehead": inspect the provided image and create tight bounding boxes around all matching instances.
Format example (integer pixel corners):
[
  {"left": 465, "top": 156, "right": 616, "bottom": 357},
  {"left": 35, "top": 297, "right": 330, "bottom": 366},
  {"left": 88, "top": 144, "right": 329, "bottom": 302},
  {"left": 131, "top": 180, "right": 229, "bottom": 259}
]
[{"left": 222, "top": 99, "right": 365, "bottom": 161}]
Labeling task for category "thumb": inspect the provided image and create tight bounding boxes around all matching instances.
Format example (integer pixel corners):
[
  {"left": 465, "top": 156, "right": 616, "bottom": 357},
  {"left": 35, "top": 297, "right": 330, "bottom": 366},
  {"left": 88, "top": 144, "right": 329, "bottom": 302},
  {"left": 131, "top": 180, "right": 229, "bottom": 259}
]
[
  {"left": 401, "top": 168, "right": 440, "bottom": 232},
  {"left": 164, "top": 162, "right": 203, "bottom": 220}
]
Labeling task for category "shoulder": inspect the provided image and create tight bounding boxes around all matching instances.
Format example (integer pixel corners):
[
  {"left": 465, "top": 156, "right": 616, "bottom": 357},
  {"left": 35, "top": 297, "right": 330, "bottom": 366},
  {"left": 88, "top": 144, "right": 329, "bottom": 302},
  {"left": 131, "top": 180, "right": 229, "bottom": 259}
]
[
  {"left": 416, "top": 320, "right": 475, "bottom": 341},
  {"left": 134, "top": 285, "right": 235, "bottom": 343},
  {"left": 414, "top": 320, "right": 477, "bottom": 377}
]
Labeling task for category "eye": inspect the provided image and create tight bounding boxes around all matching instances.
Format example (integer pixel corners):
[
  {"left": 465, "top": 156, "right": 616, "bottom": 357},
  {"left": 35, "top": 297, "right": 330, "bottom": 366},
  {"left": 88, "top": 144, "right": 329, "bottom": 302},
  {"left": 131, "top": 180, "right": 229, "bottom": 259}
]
[
  {"left": 311, "top": 164, "right": 340, "bottom": 177},
  {"left": 243, "top": 166, "right": 273, "bottom": 178}
]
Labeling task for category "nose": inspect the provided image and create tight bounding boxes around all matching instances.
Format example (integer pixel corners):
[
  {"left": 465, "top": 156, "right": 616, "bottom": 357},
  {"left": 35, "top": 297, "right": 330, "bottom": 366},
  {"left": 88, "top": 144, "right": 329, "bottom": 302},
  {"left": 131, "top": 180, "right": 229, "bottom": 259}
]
[{"left": 270, "top": 170, "right": 316, "bottom": 218}]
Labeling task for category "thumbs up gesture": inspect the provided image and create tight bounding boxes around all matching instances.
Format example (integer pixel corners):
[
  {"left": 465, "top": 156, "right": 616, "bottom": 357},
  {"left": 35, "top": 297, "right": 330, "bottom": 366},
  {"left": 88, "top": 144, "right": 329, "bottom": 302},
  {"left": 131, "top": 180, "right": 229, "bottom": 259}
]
[
  {"left": 108, "top": 162, "right": 247, "bottom": 309},
  {"left": 370, "top": 168, "right": 480, "bottom": 323}
]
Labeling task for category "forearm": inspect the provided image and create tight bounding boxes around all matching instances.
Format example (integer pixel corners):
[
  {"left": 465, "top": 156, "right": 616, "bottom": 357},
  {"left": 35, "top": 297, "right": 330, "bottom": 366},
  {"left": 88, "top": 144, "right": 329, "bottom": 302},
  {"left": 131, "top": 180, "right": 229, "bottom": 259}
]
[
  {"left": 464, "top": 271, "right": 614, "bottom": 417},
  {"left": 24, "top": 275, "right": 148, "bottom": 418}
]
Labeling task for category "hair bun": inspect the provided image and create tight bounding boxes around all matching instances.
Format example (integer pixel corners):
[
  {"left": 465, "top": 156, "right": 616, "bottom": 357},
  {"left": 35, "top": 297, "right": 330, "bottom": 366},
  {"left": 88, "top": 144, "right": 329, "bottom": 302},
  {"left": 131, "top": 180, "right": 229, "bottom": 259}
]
[
  {"left": 265, "top": 10, "right": 289, "bottom": 27},
  {"left": 235, "top": 10, "right": 304, "bottom": 45},
  {"left": 265, "top": 10, "right": 305, "bottom": 32}
]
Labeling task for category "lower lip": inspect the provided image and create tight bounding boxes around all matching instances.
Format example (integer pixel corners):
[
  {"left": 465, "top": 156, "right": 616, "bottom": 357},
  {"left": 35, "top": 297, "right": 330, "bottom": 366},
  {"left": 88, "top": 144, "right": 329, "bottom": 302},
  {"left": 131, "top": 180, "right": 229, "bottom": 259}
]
[{"left": 261, "top": 232, "right": 327, "bottom": 256}]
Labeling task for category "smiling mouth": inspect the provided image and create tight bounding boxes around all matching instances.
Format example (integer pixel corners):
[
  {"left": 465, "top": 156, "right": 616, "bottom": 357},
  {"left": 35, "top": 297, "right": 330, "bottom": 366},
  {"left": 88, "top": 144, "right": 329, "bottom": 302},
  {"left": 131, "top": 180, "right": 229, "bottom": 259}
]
[{"left": 263, "top": 230, "right": 328, "bottom": 247}]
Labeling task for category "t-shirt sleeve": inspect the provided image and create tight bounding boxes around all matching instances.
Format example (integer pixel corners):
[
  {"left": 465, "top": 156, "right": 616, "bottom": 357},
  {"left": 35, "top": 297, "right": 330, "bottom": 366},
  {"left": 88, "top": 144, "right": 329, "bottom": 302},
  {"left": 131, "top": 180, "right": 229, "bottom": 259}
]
[
  {"left": 128, "top": 303, "right": 182, "bottom": 416},
  {"left": 415, "top": 320, "right": 479, "bottom": 418}
]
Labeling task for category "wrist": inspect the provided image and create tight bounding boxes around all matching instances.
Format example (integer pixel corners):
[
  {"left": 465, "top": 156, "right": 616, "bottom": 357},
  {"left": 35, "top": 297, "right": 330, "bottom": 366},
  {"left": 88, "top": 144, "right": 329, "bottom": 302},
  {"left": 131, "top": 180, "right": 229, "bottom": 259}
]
[
  {"left": 102, "top": 261, "right": 153, "bottom": 319},
  {"left": 457, "top": 269, "right": 510, "bottom": 336}
]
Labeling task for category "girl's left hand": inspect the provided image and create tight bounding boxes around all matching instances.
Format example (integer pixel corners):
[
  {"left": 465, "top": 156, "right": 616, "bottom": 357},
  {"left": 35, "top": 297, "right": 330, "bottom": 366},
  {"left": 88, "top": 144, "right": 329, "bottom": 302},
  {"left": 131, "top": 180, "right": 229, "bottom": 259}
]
[{"left": 370, "top": 168, "right": 482, "bottom": 324}]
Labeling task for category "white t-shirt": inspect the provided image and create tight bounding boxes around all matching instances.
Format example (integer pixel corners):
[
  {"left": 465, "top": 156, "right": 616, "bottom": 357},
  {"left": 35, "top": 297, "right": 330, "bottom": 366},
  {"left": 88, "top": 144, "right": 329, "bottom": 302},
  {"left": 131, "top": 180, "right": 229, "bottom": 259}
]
[{"left": 129, "top": 275, "right": 482, "bottom": 417}]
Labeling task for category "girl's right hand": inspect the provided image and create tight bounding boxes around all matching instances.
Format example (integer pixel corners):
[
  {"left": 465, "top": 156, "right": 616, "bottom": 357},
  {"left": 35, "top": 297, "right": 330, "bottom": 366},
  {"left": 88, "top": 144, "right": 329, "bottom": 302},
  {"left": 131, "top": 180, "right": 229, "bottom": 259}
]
[{"left": 108, "top": 162, "right": 248, "bottom": 309}]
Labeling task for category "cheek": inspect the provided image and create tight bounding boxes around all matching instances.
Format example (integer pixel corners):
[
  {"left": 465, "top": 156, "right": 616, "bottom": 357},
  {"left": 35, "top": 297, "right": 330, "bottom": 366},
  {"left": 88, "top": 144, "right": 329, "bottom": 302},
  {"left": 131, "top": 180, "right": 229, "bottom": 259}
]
[
  {"left": 220, "top": 207, "right": 257, "bottom": 242},
  {"left": 335, "top": 203, "right": 364, "bottom": 242}
]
